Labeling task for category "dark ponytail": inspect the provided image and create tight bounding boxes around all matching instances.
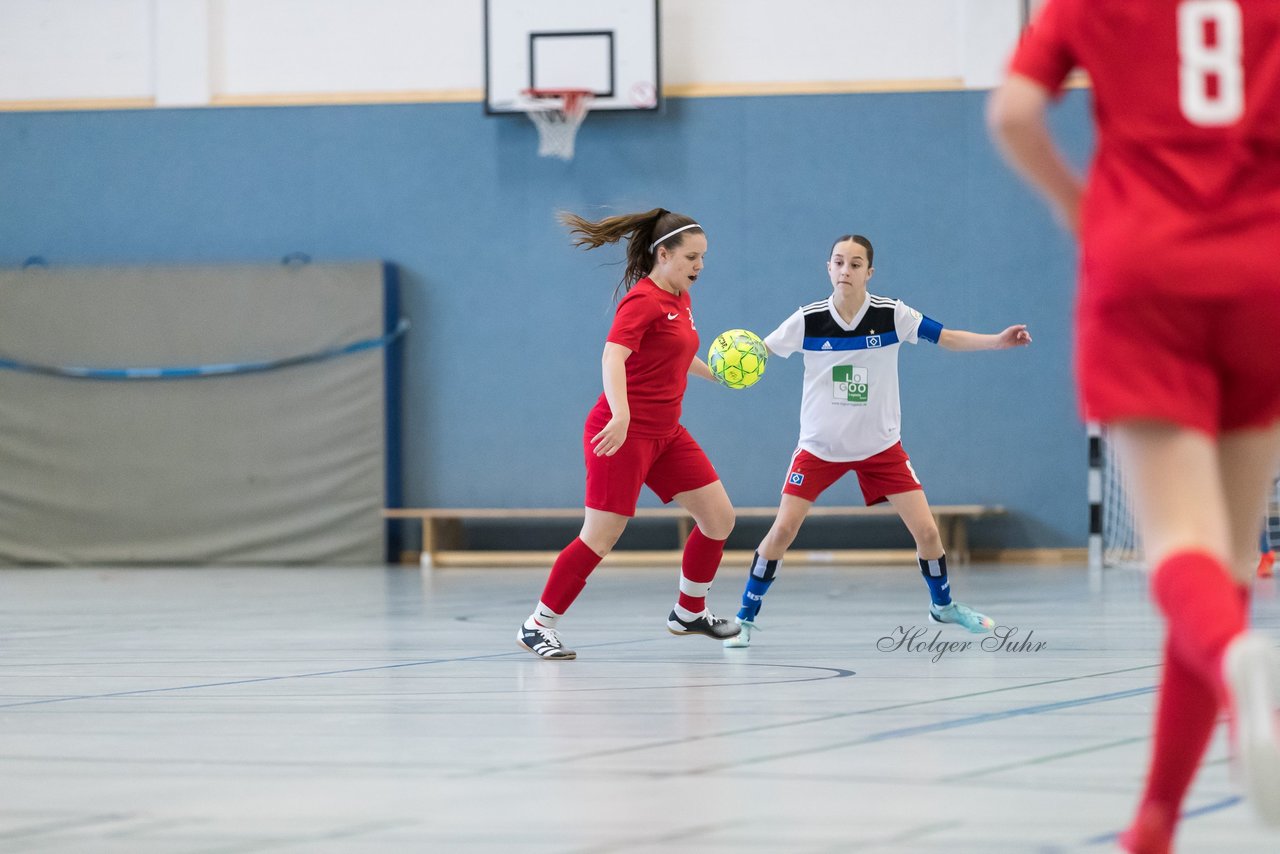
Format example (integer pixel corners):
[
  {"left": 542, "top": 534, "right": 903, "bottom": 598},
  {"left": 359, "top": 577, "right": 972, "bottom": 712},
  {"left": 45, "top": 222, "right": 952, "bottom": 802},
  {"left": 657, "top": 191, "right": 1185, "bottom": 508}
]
[{"left": 560, "top": 208, "right": 703, "bottom": 299}]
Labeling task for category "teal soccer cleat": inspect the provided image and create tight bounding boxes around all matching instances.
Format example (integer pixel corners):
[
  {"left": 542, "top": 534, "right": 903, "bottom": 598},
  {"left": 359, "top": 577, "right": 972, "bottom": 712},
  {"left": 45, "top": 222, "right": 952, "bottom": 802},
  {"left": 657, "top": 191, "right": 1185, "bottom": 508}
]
[
  {"left": 928, "top": 601, "right": 995, "bottom": 634},
  {"left": 722, "top": 618, "right": 759, "bottom": 648}
]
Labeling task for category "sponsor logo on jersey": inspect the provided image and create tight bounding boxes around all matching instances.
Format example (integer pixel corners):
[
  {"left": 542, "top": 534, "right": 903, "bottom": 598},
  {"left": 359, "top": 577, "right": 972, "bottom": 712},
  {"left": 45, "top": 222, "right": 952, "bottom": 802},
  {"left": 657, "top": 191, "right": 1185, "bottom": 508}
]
[
  {"left": 821, "top": 340, "right": 833, "bottom": 350},
  {"left": 666, "top": 312, "right": 680, "bottom": 320},
  {"left": 788, "top": 472, "right": 805, "bottom": 485},
  {"left": 832, "top": 364, "right": 869, "bottom": 404}
]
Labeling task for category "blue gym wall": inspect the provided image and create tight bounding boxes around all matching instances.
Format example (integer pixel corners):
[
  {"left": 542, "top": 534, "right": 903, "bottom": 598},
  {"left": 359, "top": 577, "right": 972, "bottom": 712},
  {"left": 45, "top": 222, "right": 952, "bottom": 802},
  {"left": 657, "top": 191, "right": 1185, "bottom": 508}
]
[{"left": 0, "top": 90, "right": 1093, "bottom": 548}]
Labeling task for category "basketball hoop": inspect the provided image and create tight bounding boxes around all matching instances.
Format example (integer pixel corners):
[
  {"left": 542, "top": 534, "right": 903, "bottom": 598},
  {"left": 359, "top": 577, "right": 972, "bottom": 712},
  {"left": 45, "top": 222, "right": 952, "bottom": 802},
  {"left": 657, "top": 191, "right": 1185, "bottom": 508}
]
[{"left": 519, "top": 88, "right": 594, "bottom": 161}]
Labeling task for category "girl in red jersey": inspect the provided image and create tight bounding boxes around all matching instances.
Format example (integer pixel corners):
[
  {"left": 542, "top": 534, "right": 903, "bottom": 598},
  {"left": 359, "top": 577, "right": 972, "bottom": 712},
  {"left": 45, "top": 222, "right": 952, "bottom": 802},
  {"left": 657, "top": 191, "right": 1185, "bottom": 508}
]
[
  {"left": 517, "top": 208, "right": 741, "bottom": 660},
  {"left": 989, "top": 0, "right": 1280, "bottom": 847}
]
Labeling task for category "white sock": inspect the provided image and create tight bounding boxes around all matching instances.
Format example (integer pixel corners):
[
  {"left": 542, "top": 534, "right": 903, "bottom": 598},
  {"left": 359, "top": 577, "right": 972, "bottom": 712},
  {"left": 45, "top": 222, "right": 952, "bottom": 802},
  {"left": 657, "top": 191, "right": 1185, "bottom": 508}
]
[
  {"left": 673, "top": 603, "right": 703, "bottom": 622},
  {"left": 528, "top": 601, "right": 561, "bottom": 628}
]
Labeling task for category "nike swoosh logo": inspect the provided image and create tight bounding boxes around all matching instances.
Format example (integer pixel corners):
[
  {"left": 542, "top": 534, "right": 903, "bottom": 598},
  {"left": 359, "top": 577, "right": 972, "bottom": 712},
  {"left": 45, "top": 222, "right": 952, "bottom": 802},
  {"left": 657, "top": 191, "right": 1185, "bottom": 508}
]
[{"left": 667, "top": 312, "right": 680, "bottom": 320}]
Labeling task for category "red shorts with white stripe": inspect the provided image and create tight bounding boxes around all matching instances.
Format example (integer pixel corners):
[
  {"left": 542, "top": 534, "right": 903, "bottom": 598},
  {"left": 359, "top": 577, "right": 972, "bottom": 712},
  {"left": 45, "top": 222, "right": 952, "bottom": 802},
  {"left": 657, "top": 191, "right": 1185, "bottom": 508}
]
[
  {"left": 781, "top": 442, "right": 922, "bottom": 506},
  {"left": 1076, "top": 287, "right": 1280, "bottom": 435}
]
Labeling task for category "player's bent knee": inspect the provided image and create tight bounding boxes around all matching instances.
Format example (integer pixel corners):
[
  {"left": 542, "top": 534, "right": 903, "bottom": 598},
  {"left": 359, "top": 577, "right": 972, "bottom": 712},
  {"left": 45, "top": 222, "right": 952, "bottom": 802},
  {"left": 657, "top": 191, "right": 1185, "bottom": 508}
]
[
  {"left": 581, "top": 532, "right": 621, "bottom": 556},
  {"left": 768, "top": 518, "right": 803, "bottom": 548},
  {"left": 579, "top": 519, "right": 627, "bottom": 556},
  {"left": 915, "top": 527, "right": 943, "bottom": 556},
  {"left": 698, "top": 514, "right": 735, "bottom": 541}
]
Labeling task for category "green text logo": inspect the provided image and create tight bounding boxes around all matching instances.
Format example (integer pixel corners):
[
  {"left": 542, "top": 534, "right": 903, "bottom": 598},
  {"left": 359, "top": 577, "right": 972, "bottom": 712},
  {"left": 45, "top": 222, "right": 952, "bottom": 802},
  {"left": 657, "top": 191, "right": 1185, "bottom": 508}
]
[{"left": 832, "top": 365, "right": 868, "bottom": 404}]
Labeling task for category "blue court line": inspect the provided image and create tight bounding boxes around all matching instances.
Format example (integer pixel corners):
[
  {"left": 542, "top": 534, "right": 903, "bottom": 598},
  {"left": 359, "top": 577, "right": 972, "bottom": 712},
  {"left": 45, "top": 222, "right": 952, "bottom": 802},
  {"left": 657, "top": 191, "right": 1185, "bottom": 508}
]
[
  {"left": 683, "top": 683, "right": 1159, "bottom": 775},
  {"left": 0, "top": 318, "right": 408, "bottom": 380},
  {"left": 457, "top": 664, "right": 1162, "bottom": 779},
  {"left": 1081, "top": 795, "right": 1243, "bottom": 847},
  {"left": 859, "top": 684, "right": 1158, "bottom": 744}
]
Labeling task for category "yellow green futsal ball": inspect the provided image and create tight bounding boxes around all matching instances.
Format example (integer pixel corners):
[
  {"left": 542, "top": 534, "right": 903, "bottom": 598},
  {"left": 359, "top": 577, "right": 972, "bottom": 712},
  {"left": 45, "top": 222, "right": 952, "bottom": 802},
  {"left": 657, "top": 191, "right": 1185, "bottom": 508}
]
[{"left": 708, "top": 328, "right": 768, "bottom": 389}]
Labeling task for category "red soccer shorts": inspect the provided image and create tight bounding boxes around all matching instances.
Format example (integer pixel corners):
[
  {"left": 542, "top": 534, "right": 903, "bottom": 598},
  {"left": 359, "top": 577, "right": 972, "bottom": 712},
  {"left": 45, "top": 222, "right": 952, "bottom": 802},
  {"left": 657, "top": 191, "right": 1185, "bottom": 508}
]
[
  {"left": 1076, "top": 286, "right": 1280, "bottom": 435},
  {"left": 781, "top": 442, "right": 922, "bottom": 506},
  {"left": 583, "top": 421, "right": 719, "bottom": 517}
]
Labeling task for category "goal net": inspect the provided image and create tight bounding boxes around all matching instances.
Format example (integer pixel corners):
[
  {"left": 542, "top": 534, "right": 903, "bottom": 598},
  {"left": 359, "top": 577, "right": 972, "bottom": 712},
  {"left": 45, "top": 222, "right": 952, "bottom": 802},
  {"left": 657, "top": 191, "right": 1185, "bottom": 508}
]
[
  {"left": 1089, "top": 424, "right": 1142, "bottom": 569},
  {"left": 1090, "top": 423, "right": 1280, "bottom": 570}
]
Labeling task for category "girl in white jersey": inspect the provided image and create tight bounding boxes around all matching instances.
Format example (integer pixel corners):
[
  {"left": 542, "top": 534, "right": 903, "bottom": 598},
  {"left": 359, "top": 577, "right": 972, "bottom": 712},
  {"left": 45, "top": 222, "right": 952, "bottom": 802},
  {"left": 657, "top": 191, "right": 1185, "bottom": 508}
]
[{"left": 725, "top": 235, "right": 1031, "bottom": 647}]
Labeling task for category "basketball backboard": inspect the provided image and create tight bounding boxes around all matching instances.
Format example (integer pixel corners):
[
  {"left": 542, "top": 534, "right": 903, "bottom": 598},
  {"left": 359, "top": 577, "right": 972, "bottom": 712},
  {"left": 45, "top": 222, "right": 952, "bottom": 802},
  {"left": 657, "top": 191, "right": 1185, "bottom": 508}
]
[{"left": 484, "top": 0, "right": 660, "bottom": 114}]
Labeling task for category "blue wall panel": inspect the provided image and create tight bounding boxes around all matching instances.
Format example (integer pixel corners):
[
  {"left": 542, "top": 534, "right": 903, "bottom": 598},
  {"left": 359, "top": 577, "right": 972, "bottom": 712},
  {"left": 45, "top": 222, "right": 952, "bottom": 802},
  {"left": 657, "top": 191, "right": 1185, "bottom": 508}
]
[{"left": 0, "top": 90, "right": 1094, "bottom": 547}]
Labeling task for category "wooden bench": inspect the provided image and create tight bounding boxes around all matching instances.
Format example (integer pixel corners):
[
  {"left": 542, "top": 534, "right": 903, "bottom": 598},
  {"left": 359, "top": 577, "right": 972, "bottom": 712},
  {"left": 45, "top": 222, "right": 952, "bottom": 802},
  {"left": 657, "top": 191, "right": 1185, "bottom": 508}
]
[{"left": 383, "top": 504, "right": 1005, "bottom": 568}]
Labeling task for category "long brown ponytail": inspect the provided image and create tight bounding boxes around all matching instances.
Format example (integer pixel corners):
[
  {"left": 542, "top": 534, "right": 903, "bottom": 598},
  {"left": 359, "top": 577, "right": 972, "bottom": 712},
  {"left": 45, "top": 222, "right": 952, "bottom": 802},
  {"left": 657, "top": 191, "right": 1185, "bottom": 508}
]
[{"left": 559, "top": 208, "right": 702, "bottom": 299}]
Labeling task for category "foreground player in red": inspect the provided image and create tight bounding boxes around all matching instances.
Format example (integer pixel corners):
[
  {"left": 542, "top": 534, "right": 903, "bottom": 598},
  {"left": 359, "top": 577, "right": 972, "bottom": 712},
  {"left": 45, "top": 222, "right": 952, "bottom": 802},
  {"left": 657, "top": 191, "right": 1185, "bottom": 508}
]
[
  {"left": 989, "top": 0, "right": 1280, "bottom": 848},
  {"left": 517, "top": 208, "right": 740, "bottom": 660}
]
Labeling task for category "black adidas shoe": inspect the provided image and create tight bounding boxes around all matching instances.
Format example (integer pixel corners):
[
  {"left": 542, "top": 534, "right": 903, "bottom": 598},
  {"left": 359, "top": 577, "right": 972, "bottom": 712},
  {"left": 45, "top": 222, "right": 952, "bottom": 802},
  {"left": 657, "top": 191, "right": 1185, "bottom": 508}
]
[
  {"left": 517, "top": 621, "right": 577, "bottom": 660},
  {"left": 667, "top": 609, "right": 741, "bottom": 640}
]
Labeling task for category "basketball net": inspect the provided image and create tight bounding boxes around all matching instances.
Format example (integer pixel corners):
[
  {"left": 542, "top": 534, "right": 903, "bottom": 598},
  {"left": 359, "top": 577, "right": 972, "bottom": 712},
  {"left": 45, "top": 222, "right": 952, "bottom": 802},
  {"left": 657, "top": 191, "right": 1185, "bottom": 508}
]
[{"left": 520, "top": 89, "right": 593, "bottom": 161}]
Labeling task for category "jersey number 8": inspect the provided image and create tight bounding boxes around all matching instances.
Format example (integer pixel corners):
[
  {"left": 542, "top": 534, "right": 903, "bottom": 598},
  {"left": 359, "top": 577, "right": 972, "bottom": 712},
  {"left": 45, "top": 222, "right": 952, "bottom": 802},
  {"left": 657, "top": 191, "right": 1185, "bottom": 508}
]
[{"left": 1178, "top": 0, "right": 1244, "bottom": 126}]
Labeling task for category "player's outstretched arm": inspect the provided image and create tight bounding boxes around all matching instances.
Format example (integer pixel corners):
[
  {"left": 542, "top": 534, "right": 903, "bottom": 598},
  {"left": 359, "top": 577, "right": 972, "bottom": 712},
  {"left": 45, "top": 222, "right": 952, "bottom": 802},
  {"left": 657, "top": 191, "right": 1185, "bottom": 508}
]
[
  {"left": 938, "top": 325, "right": 1032, "bottom": 352},
  {"left": 987, "top": 74, "right": 1083, "bottom": 236}
]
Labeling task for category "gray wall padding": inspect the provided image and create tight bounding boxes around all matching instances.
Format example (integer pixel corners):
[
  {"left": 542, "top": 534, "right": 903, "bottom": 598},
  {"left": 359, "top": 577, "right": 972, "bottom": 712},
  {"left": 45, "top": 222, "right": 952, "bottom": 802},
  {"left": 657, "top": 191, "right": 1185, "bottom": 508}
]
[{"left": 0, "top": 263, "right": 389, "bottom": 565}]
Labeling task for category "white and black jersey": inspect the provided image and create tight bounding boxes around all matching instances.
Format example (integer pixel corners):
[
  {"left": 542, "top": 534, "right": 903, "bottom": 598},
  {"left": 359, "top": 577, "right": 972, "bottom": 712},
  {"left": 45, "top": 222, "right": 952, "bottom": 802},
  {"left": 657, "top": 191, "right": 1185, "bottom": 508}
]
[{"left": 764, "top": 293, "right": 943, "bottom": 462}]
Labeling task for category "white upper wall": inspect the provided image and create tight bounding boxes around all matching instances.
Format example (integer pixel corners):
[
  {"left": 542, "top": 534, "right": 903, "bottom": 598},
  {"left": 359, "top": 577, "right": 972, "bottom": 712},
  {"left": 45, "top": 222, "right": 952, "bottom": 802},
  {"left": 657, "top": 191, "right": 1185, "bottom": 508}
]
[
  {"left": 213, "top": 0, "right": 483, "bottom": 100},
  {"left": 0, "top": 0, "right": 1026, "bottom": 109},
  {"left": 667, "top": 0, "right": 962, "bottom": 87},
  {"left": 0, "top": 0, "right": 153, "bottom": 102}
]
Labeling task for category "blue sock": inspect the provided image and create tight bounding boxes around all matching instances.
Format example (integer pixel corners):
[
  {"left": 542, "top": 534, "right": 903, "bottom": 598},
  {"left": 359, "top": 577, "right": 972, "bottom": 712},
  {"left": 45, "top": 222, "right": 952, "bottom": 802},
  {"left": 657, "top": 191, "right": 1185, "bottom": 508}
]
[
  {"left": 919, "top": 554, "right": 951, "bottom": 607},
  {"left": 737, "top": 551, "right": 780, "bottom": 622}
]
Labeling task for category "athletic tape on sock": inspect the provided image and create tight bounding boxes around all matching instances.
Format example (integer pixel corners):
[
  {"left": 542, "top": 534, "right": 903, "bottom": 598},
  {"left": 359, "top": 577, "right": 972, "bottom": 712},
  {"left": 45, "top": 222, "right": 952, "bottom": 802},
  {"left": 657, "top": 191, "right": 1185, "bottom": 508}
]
[
  {"left": 679, "top": 577, "right": 712, "bottom": 598},
  {"left": 750, "top": 552, "right": 780, "bottom": 581}
]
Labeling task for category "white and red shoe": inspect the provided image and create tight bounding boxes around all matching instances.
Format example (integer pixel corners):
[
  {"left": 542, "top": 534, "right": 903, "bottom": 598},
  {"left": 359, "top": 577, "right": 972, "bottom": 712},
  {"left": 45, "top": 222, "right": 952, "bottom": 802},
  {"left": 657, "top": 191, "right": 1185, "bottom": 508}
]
[{"left": 1224, "top": 632, "right": 1280, "bottom": 825}]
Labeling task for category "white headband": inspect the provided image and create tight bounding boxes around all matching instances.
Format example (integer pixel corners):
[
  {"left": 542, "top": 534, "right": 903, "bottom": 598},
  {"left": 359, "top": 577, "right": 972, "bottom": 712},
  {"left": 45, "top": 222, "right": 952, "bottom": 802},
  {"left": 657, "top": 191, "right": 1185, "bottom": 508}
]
[{"left": 649, "top": 223, "right": 702, "bottom": 251}]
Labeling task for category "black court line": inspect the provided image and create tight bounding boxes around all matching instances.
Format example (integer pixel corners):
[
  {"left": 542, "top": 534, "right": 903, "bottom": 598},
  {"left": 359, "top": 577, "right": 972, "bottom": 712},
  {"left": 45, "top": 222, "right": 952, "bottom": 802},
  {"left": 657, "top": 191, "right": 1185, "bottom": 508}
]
[
  {"left": 0, "top": 641, "right": 849, "bottom": 710},
  {"left": 834, "top": 820, "right": 964, "bottom": 853},
  {"left": 0, "top": 647, "right": 602, "bottom": 710},
  {"left": 423, "top": 659, "right": 856, "bottom": 696}
]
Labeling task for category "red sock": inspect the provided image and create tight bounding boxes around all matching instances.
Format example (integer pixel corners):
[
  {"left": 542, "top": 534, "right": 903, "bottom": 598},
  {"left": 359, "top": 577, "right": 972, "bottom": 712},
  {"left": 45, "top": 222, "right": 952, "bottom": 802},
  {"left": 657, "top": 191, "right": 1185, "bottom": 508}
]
[
  {"left": 1149, "top": 550, "right": 1246, "bottom": 694},
  {"left": 537, "top": 537, "right": 603, "bottom": 617},
  {"left": 1120, "top": 638, "right": 1221, "bottom": 854},
  {"left": 677, "top": 526, "right": 726, "bottom": 613}
]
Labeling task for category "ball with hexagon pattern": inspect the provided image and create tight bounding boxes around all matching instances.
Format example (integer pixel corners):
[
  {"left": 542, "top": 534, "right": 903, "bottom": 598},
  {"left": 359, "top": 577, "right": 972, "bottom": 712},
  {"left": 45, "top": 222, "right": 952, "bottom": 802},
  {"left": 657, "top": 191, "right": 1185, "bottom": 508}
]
[{"left": 707, "top": 328, "right": 768, "bottom": 389}]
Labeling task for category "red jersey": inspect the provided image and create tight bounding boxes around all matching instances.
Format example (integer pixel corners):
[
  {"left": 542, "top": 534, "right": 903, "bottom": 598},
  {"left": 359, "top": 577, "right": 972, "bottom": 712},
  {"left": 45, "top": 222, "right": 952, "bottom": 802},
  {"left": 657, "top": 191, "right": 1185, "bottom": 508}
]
[
  {"left": 590, "top": 277, "right": 699, "bottom": 439},
  {"left": 1011, "top": 0, "right": 1280, "bottom": 296}
]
